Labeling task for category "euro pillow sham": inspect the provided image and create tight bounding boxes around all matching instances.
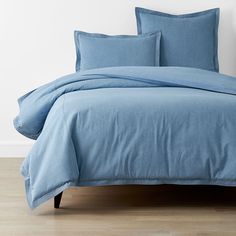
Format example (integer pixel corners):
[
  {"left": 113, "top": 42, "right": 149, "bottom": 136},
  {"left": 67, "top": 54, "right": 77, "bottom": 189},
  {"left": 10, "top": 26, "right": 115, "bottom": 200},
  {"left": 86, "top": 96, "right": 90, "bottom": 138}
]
[
  {"left": 74, "top": 30, "right": 161, "bottom": 71},
  {"left": 135, "top": 7, "right": 219, "bottom": 72}
]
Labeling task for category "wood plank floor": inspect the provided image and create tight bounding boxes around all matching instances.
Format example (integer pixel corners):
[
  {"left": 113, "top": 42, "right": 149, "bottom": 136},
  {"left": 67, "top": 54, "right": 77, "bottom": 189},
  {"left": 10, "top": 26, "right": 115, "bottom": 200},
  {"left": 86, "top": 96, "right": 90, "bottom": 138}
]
[{"left": 1, "top": 158, "right": 236, "bottom": 236}]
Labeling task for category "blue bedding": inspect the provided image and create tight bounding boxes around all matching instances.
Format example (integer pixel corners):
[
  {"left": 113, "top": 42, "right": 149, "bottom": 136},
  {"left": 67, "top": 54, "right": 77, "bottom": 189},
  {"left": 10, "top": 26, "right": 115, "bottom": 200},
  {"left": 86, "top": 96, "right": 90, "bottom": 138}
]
[{"left": 14, "top": 66, "right": 236, "bottom": 208}]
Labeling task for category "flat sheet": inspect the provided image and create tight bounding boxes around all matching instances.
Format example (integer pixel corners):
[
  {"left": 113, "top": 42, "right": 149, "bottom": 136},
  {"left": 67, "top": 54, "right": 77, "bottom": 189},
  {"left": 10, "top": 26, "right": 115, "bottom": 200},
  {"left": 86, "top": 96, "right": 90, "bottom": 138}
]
[{"left": 14, "top": 66, "right": 236, "bottom": 208}]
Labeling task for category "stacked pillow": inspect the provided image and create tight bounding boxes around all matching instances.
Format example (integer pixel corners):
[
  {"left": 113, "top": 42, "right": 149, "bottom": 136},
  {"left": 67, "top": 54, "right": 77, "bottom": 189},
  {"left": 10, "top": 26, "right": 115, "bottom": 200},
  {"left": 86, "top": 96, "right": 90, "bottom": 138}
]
[
  {"left": 74, "top": 7, "right": 220, "bottom": 72},
  {"left": 74, "top": 31, "right": 161, "bottom": 71}
]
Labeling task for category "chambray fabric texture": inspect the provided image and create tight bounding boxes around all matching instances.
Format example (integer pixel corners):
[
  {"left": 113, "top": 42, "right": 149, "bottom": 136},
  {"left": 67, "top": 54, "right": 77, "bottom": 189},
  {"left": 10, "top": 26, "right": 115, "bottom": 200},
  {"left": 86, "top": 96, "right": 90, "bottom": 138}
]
[
  {"left": 74, "top": 31, "right": 161, "bottom": 71},
  {"left": 135, "top": 7, "right": 219, "bottom": 72},
  {"left": 14, "top": 66, "right": 236, "bottom": 208}
]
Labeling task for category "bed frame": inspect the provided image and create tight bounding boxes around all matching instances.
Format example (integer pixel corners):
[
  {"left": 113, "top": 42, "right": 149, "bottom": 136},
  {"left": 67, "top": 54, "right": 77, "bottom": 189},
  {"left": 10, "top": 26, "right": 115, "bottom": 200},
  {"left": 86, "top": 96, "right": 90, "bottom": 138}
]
[{"left": 54, "top": 192, "right": 63, "bottom": 208}]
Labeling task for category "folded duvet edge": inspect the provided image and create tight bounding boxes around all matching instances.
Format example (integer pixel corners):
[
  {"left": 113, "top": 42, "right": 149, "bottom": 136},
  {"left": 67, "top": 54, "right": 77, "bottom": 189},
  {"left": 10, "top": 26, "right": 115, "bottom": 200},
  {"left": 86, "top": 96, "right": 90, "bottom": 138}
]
[{"left": 13, "top": 117, "right": 39, "bottom": 140}]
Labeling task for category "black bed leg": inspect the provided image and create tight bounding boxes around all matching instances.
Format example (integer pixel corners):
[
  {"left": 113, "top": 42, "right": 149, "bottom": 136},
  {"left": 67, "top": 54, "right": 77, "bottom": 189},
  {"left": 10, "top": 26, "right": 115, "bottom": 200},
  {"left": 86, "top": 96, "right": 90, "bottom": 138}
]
[{"left": 54, "top": 192, "right": 63, "bottom": 209}]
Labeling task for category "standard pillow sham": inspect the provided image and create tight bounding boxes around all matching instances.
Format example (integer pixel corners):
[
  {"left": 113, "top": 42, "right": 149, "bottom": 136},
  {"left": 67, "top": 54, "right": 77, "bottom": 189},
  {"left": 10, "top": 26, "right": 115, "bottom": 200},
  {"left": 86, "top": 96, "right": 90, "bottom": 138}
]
[
  {"left": 135, "top": 7, "right": 219, "bottom": 72},
  {"left": 74, "top": 30, "right": 161, "bottom": 71}
]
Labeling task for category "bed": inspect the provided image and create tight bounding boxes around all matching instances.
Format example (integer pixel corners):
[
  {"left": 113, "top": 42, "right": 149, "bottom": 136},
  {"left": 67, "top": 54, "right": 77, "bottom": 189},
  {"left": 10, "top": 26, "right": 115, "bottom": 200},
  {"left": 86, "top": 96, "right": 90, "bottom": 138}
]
[
  {"left": 14, "top": 6, "right": 234, "bottom": 209},
  {"left": 14, "top": 66, "right": 236, "bottom": 208}
]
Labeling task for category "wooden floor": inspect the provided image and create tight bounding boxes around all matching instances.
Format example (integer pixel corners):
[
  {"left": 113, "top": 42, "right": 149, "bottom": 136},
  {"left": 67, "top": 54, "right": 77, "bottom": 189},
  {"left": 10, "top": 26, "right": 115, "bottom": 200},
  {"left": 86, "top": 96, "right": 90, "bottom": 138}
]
[{"left": 1, "top": 158, "right": 236, "bottom": 236}]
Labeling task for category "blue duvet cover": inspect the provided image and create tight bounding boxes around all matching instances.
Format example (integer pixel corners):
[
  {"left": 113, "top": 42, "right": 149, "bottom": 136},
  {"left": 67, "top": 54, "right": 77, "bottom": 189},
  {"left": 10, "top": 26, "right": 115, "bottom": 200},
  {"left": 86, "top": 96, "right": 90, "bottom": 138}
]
[{"left": 14, "top": 66, "right": 236, "bottom": 208}]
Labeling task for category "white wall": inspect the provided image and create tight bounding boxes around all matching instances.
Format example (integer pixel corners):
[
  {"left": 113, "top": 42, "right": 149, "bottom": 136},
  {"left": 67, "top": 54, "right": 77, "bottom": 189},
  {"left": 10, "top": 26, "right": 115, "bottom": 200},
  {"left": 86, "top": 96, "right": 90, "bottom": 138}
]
[{"left": 0, "top": 0, "right": 236, "bottom": 157}]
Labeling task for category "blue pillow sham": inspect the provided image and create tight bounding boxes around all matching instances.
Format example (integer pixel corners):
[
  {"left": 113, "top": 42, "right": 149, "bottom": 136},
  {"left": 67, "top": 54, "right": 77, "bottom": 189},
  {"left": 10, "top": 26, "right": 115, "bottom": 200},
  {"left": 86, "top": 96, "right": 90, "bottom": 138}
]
[
  {"left": 135, "top": 7, "right": 220, "bottom": 72},
  {"left": 74, "top": 30, "right": 161, "bottom": 71}
]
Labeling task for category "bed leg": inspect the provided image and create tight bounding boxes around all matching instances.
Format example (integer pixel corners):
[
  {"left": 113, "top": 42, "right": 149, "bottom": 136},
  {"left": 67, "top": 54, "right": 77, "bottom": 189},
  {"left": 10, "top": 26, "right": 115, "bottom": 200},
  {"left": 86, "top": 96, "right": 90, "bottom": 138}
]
[{"left": 54, "top": 192, "right": 63, "bottom": 209}]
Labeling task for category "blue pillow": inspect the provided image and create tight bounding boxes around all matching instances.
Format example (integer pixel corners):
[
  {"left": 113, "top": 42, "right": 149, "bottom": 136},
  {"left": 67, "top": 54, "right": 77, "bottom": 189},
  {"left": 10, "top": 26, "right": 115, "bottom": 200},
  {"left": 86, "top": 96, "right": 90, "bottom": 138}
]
[
  {"left": 135, "top": 7, "right": 220, "bottom": 72},
  {"left": 74, "top": 31, "right": 161, "bottom": 71}
]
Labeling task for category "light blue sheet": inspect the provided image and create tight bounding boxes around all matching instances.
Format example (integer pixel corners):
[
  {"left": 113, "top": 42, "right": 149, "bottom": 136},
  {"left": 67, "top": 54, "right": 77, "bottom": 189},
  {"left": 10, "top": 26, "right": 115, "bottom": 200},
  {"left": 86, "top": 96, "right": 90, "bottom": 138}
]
[{"left": 14, "top": 67, "right": 236, "bottom": 208}]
